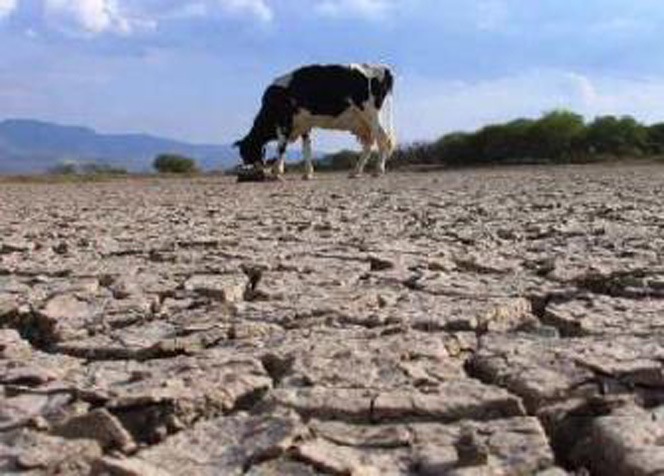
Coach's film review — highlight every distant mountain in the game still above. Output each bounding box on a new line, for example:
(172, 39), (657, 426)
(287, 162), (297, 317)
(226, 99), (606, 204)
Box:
(0, 119), (238, 173)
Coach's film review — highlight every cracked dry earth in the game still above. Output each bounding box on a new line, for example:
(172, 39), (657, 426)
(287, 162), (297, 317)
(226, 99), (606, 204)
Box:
(1, 164), (663, 476)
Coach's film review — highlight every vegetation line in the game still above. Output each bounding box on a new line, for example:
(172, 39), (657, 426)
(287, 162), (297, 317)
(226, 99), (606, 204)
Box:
(303, 110), (664, 171)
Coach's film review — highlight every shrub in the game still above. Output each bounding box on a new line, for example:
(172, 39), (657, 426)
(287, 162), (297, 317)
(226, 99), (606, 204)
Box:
(49, 161), (128, 175)
(528, 110), (586, 161)
(648, 123), (664, 154)
(153, 154), (198, 174)
(389, 110), (656, 168)
(318, 149), (361, 170)
(585, 115), (648, 157)
(49, 162), (78, 175)
(79, 163), (127, 175)
(586, 116), (648, 157)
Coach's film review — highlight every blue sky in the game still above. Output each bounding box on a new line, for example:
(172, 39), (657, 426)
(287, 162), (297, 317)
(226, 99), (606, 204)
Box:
(2, 0), (664, 150)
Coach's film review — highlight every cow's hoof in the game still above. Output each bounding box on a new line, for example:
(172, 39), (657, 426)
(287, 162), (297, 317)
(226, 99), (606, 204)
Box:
(372, 171), (386, 178)
(302, 173), (314, 181)
(348, 172), (362, 179)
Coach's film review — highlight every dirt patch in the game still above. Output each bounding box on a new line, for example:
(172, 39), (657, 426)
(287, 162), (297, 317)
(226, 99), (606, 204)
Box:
(1, 166), (663, 474)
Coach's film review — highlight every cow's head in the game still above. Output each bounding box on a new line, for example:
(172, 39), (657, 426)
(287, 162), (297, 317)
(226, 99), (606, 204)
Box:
(234, 136), (265, 167)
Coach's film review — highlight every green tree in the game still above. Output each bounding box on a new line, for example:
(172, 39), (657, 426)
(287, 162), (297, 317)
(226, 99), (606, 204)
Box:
(392, 142), (436, 166)
(153, 154), (198, 174)
(49, 161), (78, 175)
(585, 115), (648, 157)
(470, 123), (527, 163)
(647, 123), (664, 154)
(430, 132), (476, 166)
(80, 162), (127, 175)
(528, 110), (586, 161)
(320, 149), (361, 170)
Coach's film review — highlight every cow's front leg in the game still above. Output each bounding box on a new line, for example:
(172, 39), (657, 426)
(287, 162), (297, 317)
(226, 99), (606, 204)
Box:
(302, 133), (314, 180)
(273, 134), (288, 178)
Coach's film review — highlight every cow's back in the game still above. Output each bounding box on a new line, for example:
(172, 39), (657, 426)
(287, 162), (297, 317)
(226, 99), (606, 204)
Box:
(273, 65), (371, 117)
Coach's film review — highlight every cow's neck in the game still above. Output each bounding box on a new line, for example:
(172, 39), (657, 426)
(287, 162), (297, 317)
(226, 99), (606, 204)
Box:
(247, 114), (277, 148)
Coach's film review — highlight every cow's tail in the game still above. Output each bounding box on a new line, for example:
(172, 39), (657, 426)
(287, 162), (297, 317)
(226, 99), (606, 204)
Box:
(381, 81), (396, 155)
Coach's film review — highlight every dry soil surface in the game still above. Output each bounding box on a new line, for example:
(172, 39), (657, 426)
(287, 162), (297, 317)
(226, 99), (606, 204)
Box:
(1, 165), (663, 475)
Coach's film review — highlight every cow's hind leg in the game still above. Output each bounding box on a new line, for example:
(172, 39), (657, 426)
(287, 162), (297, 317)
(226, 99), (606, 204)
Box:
(373, 126), (394, 177)
(302, 133), (314, 180)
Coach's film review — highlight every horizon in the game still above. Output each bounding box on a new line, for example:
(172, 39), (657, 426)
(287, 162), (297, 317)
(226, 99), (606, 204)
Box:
(2, 1), (664, 151)
(3, 104), (664, 152)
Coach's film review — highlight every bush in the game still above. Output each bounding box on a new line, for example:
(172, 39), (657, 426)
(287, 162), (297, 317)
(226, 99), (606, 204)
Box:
(49, 161), (127, 175)
(79, 163), (127, 175)
(390, 109), (656, 168)
(528, 110), (586, 161)
(153, 154), (198, 174)
(648, 123), (664, 154)
(318, 149), (361, 170)
(49, 162), (78, 175)
(585, 116), (648, 157)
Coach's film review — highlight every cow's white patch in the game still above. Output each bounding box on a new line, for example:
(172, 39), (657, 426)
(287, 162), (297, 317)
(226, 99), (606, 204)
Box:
(302, 134), (314, 179)
(272, 72), (293, 88)
(290, 106), (374, 145)
(350, 63), (388, 82)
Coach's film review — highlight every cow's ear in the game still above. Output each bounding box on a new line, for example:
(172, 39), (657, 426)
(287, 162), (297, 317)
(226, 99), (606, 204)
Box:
(233, 140), (242, 148)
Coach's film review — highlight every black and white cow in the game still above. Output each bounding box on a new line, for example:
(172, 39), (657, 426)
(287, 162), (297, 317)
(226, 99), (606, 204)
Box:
(235, 63), (395, 179)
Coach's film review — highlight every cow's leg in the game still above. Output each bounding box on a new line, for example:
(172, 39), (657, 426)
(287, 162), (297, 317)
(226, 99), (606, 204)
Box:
(302, 133), (314, 180)
(349, 139), (373, 178)
(273, 130), (288, 177)
(373, 126), (394, 177)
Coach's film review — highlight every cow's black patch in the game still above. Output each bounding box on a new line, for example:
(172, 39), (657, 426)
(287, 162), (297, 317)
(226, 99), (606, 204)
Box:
(285, 65), (371, 116)
(235, 85), (294, 165)
(371, 69), (393, 109)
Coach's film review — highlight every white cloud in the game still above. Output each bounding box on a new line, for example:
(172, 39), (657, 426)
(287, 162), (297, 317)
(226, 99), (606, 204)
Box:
(396, 70), (664, 143)
(476, 0), (508, 31)
(562, 73), (664, 123)
(0, 0), (17, 19)
(6, 0), (272, 37)
(43, 0), (154, 35)
(565, 72), (598, 108)
(219, 0), (273, 23)
(166, 2), (209, 19)
(316, 0), (391, 20)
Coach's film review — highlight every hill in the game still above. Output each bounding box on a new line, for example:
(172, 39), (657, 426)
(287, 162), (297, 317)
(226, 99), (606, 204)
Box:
(0, 119), (238, 173)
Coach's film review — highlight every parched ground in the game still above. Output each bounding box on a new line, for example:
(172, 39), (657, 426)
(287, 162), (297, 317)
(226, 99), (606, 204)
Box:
(1, 164), (663, 475)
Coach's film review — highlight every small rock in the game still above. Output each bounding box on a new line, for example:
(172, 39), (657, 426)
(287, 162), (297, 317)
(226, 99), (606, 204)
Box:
(135, 414), (303, 474)
(53, 242), (69, 255)
(94, 457), (171, 476)
(0, 294), (19, 323)
(455, 427), (489, 467)
(54, 409), (137, 454)
(569, 404), (664, 475)
(0, 329), (32, 359)
(294, 438), (380, 475)
(110, 276), (141, 299)
(35, 293), (95, 342)
(183, 274), (247, 303)
(369, 256), (396, 272)
(0, 429), (102, 474)
(415, 446), (459, 475)
(0, 240), (31, 254)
